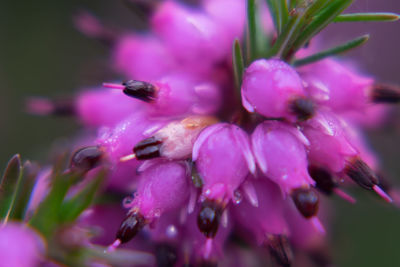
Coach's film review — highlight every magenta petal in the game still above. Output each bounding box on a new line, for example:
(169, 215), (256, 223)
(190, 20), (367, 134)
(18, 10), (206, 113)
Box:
(0, 223), (45, 267)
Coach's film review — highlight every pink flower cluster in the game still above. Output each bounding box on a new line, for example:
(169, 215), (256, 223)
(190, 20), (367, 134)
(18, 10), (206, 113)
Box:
(25, 0), (400, 266)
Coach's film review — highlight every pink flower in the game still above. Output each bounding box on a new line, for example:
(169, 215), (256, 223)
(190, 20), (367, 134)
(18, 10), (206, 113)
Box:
(252, 121), (314, 194)
(112, 161), (190, 246)
(193, 123), (255, 204)
(0, 223), (45, 267)
(112, 35), (176, 81)
(299, 58), (374, 112)
(233, 179), (289, 245)
(302, 111), (392, 202)
(301, 110), (358, 173)
(242, 59), (314, 122)
(151, 1), (231, 66)
(96, 113), (166, 189)
(132, 116), (218, 161)
(104, 74), (221, 117)
(76, 88), (148, 127)
(202, 0), (246, 43)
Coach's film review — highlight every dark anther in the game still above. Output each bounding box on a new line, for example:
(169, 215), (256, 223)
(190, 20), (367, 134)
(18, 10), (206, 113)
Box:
(70, 146), (103, 173)
(155, 243), (178, 267)
(122, 80), (156, 102)
(267, 234), (293, 267)
(51, 99), (75, 116)
(116, 212), (145, 244)
(290, 97), (315, 121)
(345, 158), (379, 190)
(291, 187), (320, 218)
(308, 166), (335, 195)
(133, 136), (163, 160)
(197, 201), (223, 238)
(371, 84), (400, 104)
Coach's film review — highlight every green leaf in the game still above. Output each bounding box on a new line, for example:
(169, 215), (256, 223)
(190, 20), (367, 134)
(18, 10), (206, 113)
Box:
(246, 0), (257, 61)
(303, 0), (330, 20)
(29, 167), (77, 237)
(59, 170), (105, 222)
(0, 154), (23, 221)
(267, 13), (304, 58)
(285, 0), (353, 59)
(276, 0), (290, 33)
(289, 0), (298, 10)
(334, 12), (400, 22)
(8, 161), (38, 221)
(233, 39), (245, 89)
(293, 34), (369, 67)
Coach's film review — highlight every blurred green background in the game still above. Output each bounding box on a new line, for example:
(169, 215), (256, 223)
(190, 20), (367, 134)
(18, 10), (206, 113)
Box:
(0, 0), (399, 266)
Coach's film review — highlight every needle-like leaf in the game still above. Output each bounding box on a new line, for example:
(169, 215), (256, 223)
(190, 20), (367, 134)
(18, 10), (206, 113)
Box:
(334, 12), (400, 22)
(293, 34), (369, 67)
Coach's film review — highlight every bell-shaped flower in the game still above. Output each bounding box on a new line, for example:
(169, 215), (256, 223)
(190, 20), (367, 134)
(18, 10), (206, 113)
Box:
(193, 123), (255, 204)
(242, 59), (314, 122)
(252, 121), (314, 194)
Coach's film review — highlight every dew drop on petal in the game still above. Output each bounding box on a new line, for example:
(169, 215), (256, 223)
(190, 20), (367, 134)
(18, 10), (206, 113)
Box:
(233, 190), (243, 205)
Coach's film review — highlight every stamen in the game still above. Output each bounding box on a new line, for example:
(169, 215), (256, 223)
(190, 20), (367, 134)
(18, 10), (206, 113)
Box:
(133, 136), (163, 160)
(103, 82), (125, 90)
(115, 212), (146, 244)
(73, 11), (116, 46)
(26, 97), (75, 116)
(290, 97), (315, 121)
(310, 217), (326, 235)
(70, 146), (103, 173)
(373, 185), (393, 203)
(106, 239), (121, 252)
(203, 238), (213, 260)
(120, 153), (137, 162)
(345, 158), (379, 190)
(26, 97), (54, 115)
(371, 84), (400, 104)
(332, 188), (356, 204)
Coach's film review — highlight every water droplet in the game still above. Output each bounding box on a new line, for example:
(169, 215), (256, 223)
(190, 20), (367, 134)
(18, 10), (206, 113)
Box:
(233, 190), (242, 204)
(154, 209), (161, 218)
(166, 225), (178, 238)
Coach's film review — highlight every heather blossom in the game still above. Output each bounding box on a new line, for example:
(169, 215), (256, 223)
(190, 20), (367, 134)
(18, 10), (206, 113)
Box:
(3, 0), (400, 266)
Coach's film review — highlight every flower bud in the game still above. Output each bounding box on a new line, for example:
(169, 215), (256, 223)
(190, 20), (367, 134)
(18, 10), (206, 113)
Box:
(193, 123), (255, 203)
(133, 116), (218, 160)
(299, 58), (373, 112)
(242, 59), (313, 122)
(233, 179), (288, 245)
(112, 35), (176, 81)
(112, 161), (189, 246)
(76, 89), (148, 127)
(151, 1), (230, 66)
(252, 121), (314, 194)
(131, 161), (190, 219)
(104, 74), (221, 117)
(301, 111), (358, 173)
